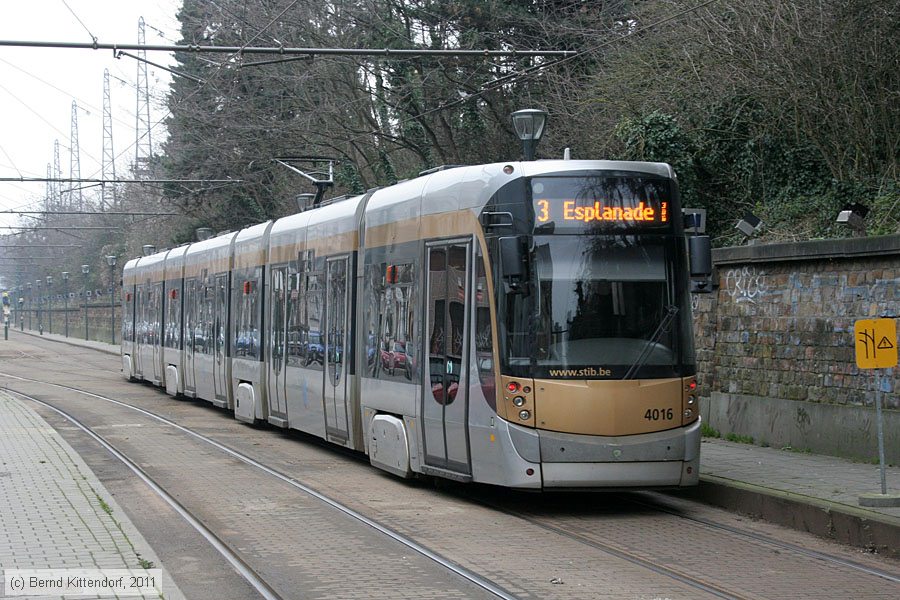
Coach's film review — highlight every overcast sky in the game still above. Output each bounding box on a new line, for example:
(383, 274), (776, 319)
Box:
(0, 0), (182, 228)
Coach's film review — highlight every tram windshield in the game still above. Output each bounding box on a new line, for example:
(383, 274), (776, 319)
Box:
(498, 175), (692, 380)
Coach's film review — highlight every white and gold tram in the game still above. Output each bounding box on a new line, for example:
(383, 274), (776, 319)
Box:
(121, 160), (711, 489)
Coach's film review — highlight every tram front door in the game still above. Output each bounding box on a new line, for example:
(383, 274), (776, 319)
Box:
(324, 257), (350, 442)
(213, 274), (228, 404)
(422, 241), (472, 475)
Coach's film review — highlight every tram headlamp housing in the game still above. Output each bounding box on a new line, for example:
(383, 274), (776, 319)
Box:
(513, 396), (526, 407)
(518, 410), (531, 420)
(682, 376), (700, 426)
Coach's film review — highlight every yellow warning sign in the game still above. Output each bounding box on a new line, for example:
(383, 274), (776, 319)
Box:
(855, 318), (898, 369)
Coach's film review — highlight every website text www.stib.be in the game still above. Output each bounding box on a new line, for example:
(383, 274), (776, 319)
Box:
(548, 367), (612, 377)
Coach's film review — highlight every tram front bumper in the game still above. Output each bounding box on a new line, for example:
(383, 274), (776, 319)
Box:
(535, 419), (701, 488)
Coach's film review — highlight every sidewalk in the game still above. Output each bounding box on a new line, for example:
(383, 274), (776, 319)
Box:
(684, 438), (900, 558)
(0, 390), (184, 599)
(10, 327), (900, 558)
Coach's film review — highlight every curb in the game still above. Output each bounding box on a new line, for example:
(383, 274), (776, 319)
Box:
(12, 328), (120, 357)
(672, 474), (900, 559)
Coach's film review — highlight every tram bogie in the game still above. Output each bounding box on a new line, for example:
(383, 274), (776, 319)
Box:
(121, 160), (711, 489)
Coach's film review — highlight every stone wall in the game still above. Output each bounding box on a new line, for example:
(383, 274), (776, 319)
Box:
(693, 235), (900, 462)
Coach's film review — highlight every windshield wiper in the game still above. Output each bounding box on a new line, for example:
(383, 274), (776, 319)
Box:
(623, 304), (678, 380)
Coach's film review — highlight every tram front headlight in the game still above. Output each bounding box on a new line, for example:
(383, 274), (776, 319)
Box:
(518, 409), (531, 420)
(512, 396), (526, 407)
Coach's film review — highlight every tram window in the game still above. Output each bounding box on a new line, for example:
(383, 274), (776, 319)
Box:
(374, 262), (415, 382)
(123, 285), (134, 343)
(475, 249), (496, 408)
(286, 264), (304, 368)
(164, 280), (181, 349)
(271, 267), (286, 371)
(233, 268), (262, 360)
(202, 281), (214, 355)
(362, 264), (383, 377)
(303, 266), (325, 371)
(152, 282), (163, 345)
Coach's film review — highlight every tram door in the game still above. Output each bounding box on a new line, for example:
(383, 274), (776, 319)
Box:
(213, 274), (228, 402)
(133, 284), (144, 378)
(183, 279), (196, 393)
(150, 282), (164, 384)
(267, 267), (288, 419)
(423, 241), (472, 474)
(324, 257), (350, 441)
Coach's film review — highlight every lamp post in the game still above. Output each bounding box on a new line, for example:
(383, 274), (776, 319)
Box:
(46, 275), (53, 334)
(61, 272), (69, 337)
(35, 279), (43, 335)
(106, 255), (117, 344)
(82, 264), (90, 341)
(510, 108), (548, 161)
(26, 283), (32, 330)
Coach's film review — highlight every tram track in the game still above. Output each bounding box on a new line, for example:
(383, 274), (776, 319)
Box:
(475, 497), (900, 599)
(3, 387), (283, 600)
(0, 372), (519, 600)
(623, 495), (900, 584)
(5, 369), (898, 599)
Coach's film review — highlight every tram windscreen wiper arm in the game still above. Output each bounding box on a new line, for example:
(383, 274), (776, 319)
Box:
(623, 304), (678, 380)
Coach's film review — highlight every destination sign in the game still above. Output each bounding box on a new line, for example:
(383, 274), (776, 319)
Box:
(531, 176), (671, 230)
(535, 199), (668, 225)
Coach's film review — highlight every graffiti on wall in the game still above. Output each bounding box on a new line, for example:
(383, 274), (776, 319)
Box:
(724, 266), (768, 303)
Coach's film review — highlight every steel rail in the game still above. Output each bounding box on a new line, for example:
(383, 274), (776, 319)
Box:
(3, 388), (283, 600)
(624, 495), (900, 584)
(478, 500), (744, 600)
(0, 371), (519, 600)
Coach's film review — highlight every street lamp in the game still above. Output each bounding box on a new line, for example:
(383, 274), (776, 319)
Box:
(35, 279), (43, 335)
(82, 264), (90, 341)
(510, 108), (548, 161)
(26, 283), (32, 330)
(106, 255), (117, 344)
(46, 275), (53, 335)
(61, 272), (69, 337)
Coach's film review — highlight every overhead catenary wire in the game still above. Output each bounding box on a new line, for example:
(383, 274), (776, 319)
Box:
(60, 0), (98, 44)
(0, 39), (576, 58)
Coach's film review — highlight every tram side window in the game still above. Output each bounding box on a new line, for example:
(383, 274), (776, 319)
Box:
(154, 282), (164, 346)
(270, 267), (286, 368)
(200, 280), (213, 355)
(303, 257), (325, 371)
(135, 284), (144, 344)
(123, 285), (134, 343)
(233, 268), (262, 360)
(164, 280), (181, 349)
(362, 263), (383, 377)
(215, 275), (227, 357)
(286, 262), (305, 368)
(375, 262), (415, 382)
(475, 248), (496, 409)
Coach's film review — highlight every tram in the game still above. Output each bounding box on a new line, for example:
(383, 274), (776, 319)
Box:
(121, 159), (711, 489)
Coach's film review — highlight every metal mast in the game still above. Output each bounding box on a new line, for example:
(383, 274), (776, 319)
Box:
(134, 17), (152, 178)
(69, 100), (83, 211)
(101, 69), (117, 209)
(52, 140), (62, 209)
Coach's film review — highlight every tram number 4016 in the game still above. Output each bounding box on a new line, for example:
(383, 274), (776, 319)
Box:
(644, 408), (674, 421)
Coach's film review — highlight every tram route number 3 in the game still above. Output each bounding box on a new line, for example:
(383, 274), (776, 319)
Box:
(644, 408), (674, 421)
